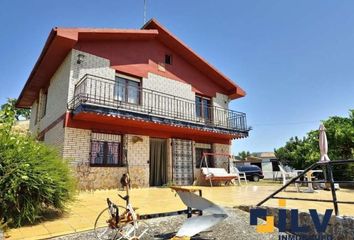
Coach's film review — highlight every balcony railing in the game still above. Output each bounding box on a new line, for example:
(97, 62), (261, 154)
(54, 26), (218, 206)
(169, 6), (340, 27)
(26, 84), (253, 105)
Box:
(68, 74), (248, 133)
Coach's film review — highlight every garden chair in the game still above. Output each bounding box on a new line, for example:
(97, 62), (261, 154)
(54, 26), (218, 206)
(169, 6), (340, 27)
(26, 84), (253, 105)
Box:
(231, 167), (247, 185)
(279, 165), (300, 192)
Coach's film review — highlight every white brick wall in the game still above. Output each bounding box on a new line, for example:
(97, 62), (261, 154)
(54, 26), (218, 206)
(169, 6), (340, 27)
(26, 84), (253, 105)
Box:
(212, 93), (232, 127)
(29, 100), (38, 134)
(91, 132), (121, 142)
(41, 52), (72, 131)
(62, 129), (150, 188)
(125, 134), (150, 187)
(143, 72), (195, 100)
(29, 48), (233, 136)
(126, 134), (149, 167)
(29, 49), (115, 135)
(213, 92), (229, 109)
(68, 49), (115, 103)
(63, 127), (91, 164)
(23, 47), (238, 189)
(44, 120), (65, 155)
(29, 52), (72, 133)
(141, 73), (197, 120)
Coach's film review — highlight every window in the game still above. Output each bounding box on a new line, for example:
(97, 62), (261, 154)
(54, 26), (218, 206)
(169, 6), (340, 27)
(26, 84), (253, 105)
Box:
(195, 148), (214, 168)
(40, 90), (47, 119)
(115, 76), (140, 104)
(195, 95), (211, 121)
(34, 100), (39, 124)
(90, 140), (124, 166)
(165, 54), (172, 65)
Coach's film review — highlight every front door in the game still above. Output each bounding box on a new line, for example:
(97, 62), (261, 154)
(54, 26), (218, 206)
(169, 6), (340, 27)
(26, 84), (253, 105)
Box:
(172, 139), (194, 185)
(149, 138), (167, 186)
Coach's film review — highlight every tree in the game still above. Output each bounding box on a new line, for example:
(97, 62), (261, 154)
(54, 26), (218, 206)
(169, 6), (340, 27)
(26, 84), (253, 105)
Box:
(1, 98), (30, 121)
(275, 110), (354, 180)
(237, 151), (251, 160)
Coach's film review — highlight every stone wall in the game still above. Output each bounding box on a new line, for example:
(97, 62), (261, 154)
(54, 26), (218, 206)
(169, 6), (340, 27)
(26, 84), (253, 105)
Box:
(212, 143), (231, 169)
(60, 128), (151, 189)
(75, 165), (126, 190)
(62, 128), (130, 190)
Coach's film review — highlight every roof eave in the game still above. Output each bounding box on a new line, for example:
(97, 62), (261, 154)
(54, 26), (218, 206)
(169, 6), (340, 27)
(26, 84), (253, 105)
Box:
(16, 28), (57, 108)
(16, 28), (158, 108)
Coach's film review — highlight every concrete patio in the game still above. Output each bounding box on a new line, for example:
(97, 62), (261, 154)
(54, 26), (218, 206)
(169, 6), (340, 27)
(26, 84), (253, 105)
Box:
(7, 183), (354, 240)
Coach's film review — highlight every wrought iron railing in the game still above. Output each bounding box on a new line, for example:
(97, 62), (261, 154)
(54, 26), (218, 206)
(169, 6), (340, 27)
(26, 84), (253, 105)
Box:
(257, 159), (354, 216)
(68, 74), (248, 132)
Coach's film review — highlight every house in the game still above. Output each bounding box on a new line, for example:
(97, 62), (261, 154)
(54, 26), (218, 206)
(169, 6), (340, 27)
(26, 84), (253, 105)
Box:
(16, 19), (249, 189)
(233, 152), (279, 179)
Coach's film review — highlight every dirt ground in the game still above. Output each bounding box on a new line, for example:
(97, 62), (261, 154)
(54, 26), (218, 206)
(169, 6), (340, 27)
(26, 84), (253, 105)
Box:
(52, 207), (277, 240)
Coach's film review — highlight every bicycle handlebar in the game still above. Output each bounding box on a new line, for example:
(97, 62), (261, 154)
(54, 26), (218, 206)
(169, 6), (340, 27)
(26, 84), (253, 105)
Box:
(118, 194), (129, 204)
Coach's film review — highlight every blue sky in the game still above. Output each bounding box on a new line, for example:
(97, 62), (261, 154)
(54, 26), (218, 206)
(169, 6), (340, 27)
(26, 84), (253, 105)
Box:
(0, 0), (353, 154)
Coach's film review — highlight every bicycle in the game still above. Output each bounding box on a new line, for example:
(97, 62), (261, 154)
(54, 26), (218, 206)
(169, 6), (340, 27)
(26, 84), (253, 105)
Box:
(94, 192), (153, 240)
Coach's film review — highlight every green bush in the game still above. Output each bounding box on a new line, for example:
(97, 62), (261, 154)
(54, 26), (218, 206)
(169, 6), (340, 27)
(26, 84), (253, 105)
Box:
(275, 110), (354, 180)
(0, 106), (76, 227)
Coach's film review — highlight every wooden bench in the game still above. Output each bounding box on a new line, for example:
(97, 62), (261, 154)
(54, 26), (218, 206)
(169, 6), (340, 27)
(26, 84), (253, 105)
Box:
(201, 167), (237, 187)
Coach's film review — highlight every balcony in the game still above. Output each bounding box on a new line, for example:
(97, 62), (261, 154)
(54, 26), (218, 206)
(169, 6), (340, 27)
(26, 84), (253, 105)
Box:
(68, 74), (249, 137)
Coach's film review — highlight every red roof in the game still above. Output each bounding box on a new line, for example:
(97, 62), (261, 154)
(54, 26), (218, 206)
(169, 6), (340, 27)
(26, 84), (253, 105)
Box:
(16, 19), (245, 108)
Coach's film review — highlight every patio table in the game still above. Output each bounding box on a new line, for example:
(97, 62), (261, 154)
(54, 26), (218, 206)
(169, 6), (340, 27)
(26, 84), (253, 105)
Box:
(302, 170), (323, 193)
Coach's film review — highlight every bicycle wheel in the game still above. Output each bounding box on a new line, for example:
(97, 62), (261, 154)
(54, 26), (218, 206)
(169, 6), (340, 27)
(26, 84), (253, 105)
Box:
(116, 220), (153, 240)
(94, 205), (128, 240)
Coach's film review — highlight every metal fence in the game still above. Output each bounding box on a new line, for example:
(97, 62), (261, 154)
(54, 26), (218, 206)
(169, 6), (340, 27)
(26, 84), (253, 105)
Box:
(69, 74), (248, 132)
(257, 159), (354, 216)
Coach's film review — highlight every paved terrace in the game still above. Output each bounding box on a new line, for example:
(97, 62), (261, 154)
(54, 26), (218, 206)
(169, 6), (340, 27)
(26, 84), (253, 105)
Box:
(7, 183), (354, 239)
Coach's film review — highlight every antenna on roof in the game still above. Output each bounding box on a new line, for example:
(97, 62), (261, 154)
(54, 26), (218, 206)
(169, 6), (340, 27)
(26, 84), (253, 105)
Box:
(143, 0), (147, 24)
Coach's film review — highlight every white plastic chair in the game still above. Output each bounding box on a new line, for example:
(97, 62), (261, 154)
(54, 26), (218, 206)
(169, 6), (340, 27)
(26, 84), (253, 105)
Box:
(231, 167), (248, 185)
(279, 165), (300, 191)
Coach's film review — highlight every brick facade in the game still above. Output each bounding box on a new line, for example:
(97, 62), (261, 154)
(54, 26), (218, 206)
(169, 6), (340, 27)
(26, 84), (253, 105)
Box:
(60, 128), (150, 189)
(62, 127), (91, 165)
(68, 49), (115, 103)
(27, 49), (234, 189)
(29, 100), (38, 134)
(30, 52), (72, 134)
(43, 120), (65, 155)
(27, 49), (233, 130)
(143, 72), (195, 101)
(213, 92), (229, 109)
(125, 134), (150, 187)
